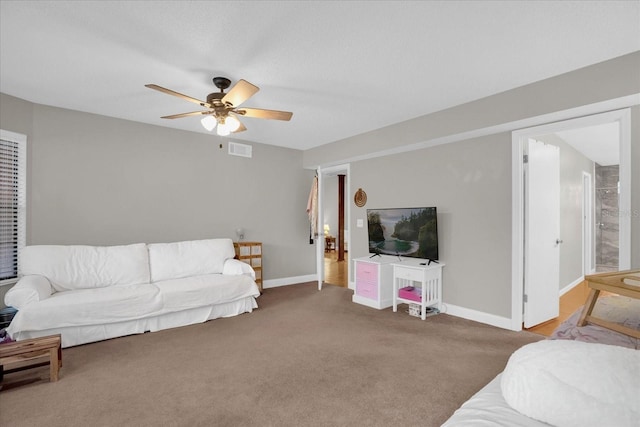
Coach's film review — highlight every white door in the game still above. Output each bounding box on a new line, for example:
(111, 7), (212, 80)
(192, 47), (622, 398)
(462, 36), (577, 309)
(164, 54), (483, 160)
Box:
(524, 139), (560, 328)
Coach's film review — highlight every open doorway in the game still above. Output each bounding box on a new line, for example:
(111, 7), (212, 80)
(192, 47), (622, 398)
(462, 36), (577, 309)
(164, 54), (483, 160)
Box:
(322, 174), (348, 287)
(316, 164), (351, 290)
(556, 122), (624, 273)
(511, 108), (631, 330)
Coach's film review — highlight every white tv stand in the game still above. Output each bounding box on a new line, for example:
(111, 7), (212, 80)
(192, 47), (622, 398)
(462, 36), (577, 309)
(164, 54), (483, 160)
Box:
(391, 259), (445, 320)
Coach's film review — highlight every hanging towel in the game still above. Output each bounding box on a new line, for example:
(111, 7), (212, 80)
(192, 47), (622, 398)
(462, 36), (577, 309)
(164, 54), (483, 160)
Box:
(306, 175), (318, 243)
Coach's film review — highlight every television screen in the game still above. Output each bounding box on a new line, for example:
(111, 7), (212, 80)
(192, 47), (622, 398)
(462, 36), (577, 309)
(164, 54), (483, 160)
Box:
(367, 207), (438, 260)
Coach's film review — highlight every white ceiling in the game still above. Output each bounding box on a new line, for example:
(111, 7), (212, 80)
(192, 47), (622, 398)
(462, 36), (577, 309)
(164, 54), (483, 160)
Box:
(556, 122), (620, 166)
(1, 1), (639, 151)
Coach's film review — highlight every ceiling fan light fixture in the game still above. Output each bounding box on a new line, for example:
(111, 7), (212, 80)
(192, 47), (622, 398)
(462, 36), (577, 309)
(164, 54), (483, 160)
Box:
(216, 115), (240, 136)
(225, 115), (241, 132)
(201, 115), (217, 131)
(147, 76), (292, 135)
(216, 120), (231, 136)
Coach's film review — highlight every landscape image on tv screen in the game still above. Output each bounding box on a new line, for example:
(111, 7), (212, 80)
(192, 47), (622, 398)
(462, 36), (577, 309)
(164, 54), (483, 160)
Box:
(367, 207), (438, 260)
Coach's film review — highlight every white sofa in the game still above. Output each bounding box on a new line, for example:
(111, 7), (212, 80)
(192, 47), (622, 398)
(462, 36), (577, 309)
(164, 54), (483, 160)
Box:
(4, 238), (260, 348)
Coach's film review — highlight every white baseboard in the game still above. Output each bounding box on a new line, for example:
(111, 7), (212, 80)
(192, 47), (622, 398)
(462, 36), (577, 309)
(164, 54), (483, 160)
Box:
(263, 274), (317, 289)
(443, 276), (585, 331)
(443, 302), (515, 330)
(263, 279), (516, 332)
(560, 276), (585, 296)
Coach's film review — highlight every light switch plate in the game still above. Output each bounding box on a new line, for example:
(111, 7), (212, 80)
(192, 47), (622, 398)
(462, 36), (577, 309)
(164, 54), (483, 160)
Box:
(356, 219), (364, 228)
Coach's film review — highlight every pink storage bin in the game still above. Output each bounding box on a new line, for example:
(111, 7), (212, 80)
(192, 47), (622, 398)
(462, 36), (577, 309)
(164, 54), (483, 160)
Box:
(398, 286), (421, 302)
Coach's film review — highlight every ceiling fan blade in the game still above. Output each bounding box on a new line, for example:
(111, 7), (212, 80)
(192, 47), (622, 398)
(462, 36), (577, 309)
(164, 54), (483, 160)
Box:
(232, 121), (247, 133)
(238, 108), (293, 121)
(161, 111), (209, 119)
(146, 84), (211, 108)
(221, 79), (259, 107)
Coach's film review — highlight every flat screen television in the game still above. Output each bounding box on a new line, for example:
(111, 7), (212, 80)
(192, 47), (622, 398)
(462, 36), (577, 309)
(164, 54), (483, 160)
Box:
(367, 207), (438, 261)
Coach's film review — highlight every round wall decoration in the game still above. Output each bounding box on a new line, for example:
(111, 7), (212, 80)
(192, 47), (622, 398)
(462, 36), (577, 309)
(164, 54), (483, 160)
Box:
(354, 188), (367, 207)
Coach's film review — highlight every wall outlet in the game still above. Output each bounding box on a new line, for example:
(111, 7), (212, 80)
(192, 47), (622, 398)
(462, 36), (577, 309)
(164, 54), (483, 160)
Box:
(357, 219), (364, 228)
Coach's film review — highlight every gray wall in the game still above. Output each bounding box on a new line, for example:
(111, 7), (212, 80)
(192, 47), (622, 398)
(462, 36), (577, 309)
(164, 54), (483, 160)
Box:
(351, 134), (513, 317)
(536, 133), (594, 288)
(306, 52), (640, 320)
(0, 93), (316, 287)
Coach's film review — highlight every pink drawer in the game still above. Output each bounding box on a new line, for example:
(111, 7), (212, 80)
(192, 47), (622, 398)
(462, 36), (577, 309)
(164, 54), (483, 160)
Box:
(356, 262), (378, 282)
(355, 261), (378, 300)
(356, 280), (378, 300)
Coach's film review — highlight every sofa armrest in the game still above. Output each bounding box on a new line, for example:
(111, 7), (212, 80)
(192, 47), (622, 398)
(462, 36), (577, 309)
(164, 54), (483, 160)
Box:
(4, 275), (53, 309)
(223, 259), (256, 280)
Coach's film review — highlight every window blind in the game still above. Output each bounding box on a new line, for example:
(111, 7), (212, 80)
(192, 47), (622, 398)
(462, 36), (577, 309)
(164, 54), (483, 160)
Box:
(0, 130), (26, 284)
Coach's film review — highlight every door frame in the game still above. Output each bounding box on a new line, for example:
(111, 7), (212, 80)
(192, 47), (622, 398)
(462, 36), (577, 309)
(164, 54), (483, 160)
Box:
(316, 163), (351, 291)
(582, 171), (594, 276)
(511, 108), (631, 330)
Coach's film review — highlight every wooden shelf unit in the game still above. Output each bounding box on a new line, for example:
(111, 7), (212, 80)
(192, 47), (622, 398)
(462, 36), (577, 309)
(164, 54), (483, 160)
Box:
(234, 241), (263, 292)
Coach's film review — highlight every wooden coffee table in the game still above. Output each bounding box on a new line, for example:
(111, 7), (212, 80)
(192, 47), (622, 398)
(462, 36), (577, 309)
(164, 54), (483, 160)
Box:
(0, 334), (62, 383)
(578, 270), (640, 339)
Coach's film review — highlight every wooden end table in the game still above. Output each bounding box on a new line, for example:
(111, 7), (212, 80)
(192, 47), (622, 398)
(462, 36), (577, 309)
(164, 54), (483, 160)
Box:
(0, 334), (62, 383)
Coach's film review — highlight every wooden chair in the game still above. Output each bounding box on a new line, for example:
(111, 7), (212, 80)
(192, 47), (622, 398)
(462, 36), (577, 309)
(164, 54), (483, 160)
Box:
(325, 236), (336, 252)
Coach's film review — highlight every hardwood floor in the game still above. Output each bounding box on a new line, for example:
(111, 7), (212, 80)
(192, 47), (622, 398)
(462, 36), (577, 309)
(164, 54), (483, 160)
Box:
(324, 251), (348, 287)
(526, 280), (615, 337)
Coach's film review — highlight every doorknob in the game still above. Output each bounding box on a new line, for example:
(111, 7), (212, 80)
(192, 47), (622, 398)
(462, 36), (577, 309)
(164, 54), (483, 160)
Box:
(556, 239), (563, 244)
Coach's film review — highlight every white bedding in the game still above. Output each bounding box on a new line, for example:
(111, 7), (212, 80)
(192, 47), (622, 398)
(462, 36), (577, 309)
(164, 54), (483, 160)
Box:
(501, 340), (639, 427)
(441, 374), (551, 427)
(443, 340), (640, 427)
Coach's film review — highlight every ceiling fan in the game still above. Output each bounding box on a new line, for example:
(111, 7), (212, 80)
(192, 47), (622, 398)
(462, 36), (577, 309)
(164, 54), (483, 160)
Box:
(145, 77), (293, 136)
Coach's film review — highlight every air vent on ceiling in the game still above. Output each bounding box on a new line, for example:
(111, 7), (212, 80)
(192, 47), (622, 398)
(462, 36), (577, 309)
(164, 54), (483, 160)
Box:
(228, 141), (252, 158)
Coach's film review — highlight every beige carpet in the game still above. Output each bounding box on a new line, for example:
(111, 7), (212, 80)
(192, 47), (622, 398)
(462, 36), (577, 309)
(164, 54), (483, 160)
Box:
(0, 282), (541, 427)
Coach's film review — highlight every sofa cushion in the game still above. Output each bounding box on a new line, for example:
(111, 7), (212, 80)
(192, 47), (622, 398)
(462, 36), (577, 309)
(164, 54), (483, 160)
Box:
(20, 243), (151, 292)
(10, 283), (163, 331)
(148, 238), (236, 282)
(154, 273), (259, 312)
